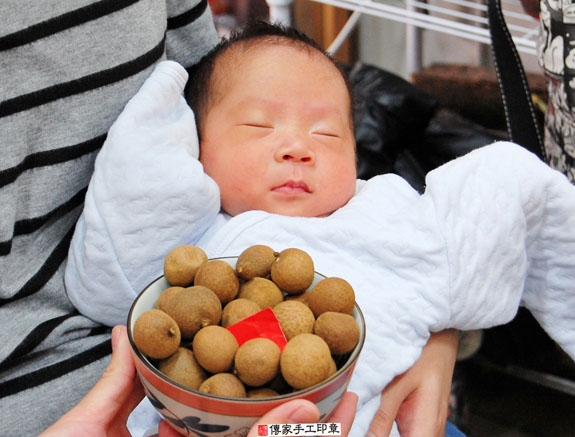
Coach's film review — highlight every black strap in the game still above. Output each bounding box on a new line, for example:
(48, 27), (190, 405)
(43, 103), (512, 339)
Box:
(487, 0), (545, 160)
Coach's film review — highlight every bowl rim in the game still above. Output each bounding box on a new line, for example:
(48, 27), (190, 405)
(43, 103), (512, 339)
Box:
(127, 256), (366, 411)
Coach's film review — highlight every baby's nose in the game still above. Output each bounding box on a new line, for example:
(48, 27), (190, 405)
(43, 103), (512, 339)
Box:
(275, 136), (314, 163)
(281, 153), (312, 162)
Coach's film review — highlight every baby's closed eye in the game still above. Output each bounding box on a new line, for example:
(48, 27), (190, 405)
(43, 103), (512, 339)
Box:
(236, 123), (274, 138)
(241, 123), (274, 129)
(312, 130), (340, 139)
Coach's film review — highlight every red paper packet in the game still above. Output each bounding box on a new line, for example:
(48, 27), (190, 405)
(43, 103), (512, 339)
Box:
(226, 307), (288, 351)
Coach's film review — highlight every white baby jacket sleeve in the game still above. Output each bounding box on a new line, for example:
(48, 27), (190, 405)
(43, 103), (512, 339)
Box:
(65, 61), (220, 326)
(424, 142), (575, 358)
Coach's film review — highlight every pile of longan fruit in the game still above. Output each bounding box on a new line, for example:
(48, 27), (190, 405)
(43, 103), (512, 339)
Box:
(132, 244), (361, 398)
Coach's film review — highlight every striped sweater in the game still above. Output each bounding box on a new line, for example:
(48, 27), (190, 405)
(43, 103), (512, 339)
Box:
(0, 1), (217, 434)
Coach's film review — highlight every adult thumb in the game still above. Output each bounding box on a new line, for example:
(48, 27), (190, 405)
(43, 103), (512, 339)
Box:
(246, 400), (320, 437)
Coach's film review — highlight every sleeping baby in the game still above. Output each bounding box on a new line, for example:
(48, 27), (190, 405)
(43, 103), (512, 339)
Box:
(65, 22), (575, 436)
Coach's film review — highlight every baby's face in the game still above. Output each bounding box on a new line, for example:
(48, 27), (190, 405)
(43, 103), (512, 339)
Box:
(199, 44), (357, 217)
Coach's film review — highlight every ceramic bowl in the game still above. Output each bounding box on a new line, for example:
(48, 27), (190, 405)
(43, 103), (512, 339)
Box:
(127, 257), (365, 437)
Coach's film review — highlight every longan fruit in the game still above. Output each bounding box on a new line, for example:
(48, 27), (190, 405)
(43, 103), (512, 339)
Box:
(271, 248), (314, 294)
(221, 298), (262, 327)
(192, 326), (238, 373)
(280, 334), (332, 390)
(155, 286), (183, 312)
(194, 260), (239, 305)
(164, 245), (207, 286)
(158, 347), (207, 390)
(162, 286), (221, 339)
(235, 245), (276, 280)
(238, 277), (284, 309)
(234, 338), (281, 387)
(133, 309), (180, 359)
(308, 277), (355, 317)
(313, 311), (360, 355)
(272, 300), (315, 341)
(199, 373), (246, 398)
(247, 388), (280, 398)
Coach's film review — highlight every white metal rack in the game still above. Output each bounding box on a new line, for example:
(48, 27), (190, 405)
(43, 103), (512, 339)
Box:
(266, 0), (539, 75)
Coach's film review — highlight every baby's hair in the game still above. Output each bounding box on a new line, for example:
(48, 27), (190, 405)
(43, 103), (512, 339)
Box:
(185, 20), (354, 138)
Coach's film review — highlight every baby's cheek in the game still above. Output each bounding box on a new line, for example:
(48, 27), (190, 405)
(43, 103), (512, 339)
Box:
(219, 195), (240, 217)
(329, 174), (356, 207)
(219, 184), (252, 217)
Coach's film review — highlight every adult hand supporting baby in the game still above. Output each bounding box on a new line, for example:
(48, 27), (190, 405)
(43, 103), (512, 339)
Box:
(367, 329), (459, 436)
(41, 325), (358, 436)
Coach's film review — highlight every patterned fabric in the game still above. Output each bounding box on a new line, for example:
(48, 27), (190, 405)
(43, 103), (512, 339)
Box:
(0, 1), (217, 434)
(538, 0), (575, 182)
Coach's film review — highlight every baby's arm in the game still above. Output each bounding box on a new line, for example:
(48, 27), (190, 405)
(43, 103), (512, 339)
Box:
(425, 141), (575, 359)
(65, 62), (220, 326)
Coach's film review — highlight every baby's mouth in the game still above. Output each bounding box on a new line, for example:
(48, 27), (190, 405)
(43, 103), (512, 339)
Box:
(272, 181), (311, 194)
